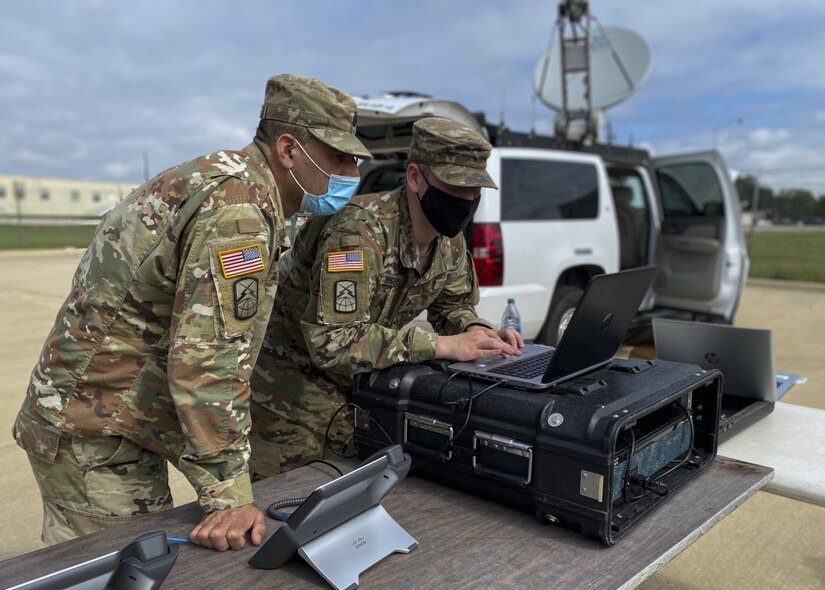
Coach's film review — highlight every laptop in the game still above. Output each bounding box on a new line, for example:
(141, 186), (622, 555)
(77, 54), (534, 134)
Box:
(652, 319), (779, 442)
(449, 267), (657, 390)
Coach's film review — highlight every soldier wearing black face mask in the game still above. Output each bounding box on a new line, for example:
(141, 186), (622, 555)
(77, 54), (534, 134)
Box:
(249, 117), (525, 479)
(415, 173), (481, 238)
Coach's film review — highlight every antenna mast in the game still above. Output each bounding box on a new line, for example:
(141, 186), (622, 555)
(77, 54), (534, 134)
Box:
(556, 0), (595, 140)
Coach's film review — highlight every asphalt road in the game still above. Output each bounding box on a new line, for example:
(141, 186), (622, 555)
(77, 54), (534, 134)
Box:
(1, 250), (823, 588)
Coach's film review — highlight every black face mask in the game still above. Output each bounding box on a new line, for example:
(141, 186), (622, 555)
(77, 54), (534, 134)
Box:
(418, 180), (481, 238)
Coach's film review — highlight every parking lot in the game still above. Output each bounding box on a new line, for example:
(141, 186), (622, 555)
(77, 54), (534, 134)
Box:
(1, 249), (823, 588)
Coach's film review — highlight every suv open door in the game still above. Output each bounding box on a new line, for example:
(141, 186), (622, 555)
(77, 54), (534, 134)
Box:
(651, 150), (749, 322)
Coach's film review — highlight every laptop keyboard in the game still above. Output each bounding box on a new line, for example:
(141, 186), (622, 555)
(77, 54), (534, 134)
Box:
(487, 350), (555, 379)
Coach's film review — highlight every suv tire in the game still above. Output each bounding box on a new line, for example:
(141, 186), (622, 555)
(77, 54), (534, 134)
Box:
(538, 285), (584, 346)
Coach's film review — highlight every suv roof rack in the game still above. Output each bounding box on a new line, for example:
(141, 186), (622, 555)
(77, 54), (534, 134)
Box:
(485, 126), (651, 166)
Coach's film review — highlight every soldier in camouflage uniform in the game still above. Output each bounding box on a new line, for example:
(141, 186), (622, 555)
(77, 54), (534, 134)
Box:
(249, 117), (525, 478)
(12, 74), (370, 551)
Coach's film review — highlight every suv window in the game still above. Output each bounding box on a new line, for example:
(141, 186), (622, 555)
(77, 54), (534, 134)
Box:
(357, 122), (414, 141)
(608, 169), (648, 210)
(501, 158), (598, 220)
(359, 166), (406, 194)
(608, 167), (651, 269)
(656, 162), (724, 217)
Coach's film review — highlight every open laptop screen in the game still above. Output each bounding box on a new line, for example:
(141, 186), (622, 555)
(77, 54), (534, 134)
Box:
(653, 319), (776, 402)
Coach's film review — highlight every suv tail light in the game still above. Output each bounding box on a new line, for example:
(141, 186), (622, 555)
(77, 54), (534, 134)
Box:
(471, 223), (503, 286)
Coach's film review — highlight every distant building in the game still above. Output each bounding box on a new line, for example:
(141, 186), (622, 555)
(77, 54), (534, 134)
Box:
(0, 174), (139, 218)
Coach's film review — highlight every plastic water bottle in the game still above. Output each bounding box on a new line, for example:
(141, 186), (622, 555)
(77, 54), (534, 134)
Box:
(501, 298), (522, 334)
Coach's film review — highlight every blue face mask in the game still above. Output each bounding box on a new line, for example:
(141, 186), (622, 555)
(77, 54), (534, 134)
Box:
(289, 141), (359, 215)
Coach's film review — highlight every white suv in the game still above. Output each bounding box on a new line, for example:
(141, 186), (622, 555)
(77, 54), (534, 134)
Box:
(354, 94), (749, 344)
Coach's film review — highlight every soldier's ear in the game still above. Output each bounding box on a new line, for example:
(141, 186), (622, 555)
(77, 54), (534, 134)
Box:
(275, 133), (297, 169)
(407, 163), (423, 195)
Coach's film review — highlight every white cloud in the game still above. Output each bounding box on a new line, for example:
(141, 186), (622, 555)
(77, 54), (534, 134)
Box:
(749, 128), (791, 146)
(0, 0), (824, 195)
(11, 149), (59, 166)
(101, 162), (132, 179)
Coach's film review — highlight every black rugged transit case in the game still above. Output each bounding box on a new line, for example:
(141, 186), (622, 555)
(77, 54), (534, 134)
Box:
(352, 358), (722, 545)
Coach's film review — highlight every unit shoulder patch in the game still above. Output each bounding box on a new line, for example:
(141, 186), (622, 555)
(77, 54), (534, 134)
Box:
(233, 277), (259, 320)
(334, 280), (357, 313)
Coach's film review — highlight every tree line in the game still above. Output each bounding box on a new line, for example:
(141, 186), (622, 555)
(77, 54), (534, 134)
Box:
(735, 175), (825, 224)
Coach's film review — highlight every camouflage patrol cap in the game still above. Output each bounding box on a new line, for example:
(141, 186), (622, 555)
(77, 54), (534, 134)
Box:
(408, 117), (497, 189)
(260, 74), (371, 159)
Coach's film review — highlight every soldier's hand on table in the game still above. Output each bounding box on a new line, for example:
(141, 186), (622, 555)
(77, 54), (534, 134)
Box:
(436, 328), (520, 361)
(190, 504), (267, 551)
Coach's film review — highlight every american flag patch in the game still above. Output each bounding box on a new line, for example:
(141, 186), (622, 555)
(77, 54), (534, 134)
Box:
(327, 250), (364, 272)
(218, 245), (265, 279)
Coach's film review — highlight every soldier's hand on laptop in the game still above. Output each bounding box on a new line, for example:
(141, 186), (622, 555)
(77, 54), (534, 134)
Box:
(436, 327), (521, 361)
(466, 325), (524, 356)
(465, 326), (524, 358)
(495, 327), (525, 353)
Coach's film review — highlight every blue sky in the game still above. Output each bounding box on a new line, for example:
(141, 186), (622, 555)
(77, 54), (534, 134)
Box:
(2, 0), (824, 193)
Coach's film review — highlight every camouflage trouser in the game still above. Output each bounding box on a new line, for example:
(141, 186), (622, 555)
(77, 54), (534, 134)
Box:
(248, 395), (353, 481)
(12, 406), (173, 545)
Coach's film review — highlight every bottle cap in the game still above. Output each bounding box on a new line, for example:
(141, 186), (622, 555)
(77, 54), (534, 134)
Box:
(507, 298), (515, 304)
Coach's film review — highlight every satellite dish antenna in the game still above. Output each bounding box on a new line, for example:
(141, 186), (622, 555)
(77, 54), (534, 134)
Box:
(532, 1), (652, 142)
(534, 25), (652, 113)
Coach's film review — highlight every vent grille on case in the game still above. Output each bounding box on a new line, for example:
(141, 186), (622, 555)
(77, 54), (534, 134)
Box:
(611, 419), (691, 502)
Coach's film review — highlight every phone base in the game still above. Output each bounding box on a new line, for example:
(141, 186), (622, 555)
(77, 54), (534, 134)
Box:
(297, 505), (417, 590)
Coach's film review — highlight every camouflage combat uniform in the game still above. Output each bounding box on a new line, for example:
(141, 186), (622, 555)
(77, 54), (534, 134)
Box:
(12, 74), (370, 544)
(249, 117), (497, 478)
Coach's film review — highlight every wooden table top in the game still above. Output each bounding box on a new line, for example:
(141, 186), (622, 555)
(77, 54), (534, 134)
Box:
(0, 456), (772, 590)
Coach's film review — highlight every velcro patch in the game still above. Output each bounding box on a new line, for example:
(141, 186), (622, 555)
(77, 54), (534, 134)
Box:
(327, 250), (364, 273)
(218, 244), (265, 279)
(334, 280), (358, 313)
(217, 218), (265, 236)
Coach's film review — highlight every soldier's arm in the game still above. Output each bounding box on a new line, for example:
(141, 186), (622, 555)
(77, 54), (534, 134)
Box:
(300, 211), (439, 379)
(168, 179), (278, 515)
(426, 246), (494, 335)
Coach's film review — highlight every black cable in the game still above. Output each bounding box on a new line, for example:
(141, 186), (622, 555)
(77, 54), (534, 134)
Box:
(410, 379), (502, 474)
(471, 380), (502, 402)
(324, 402), (358, 459)
(444, 380), (502, 444)
(324, 401), (396, 460)
(266, 497), (307, 522)
(367, 411), (395, 446)
(621, 427), (644, 503)
(620, 402), (695, 504)
(304, 459), (344, 477)
(438, 370), (473, 409)
(264, 406), (359, 521)
(264, 461), (343, 522)
(266, 403), (399, 523)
